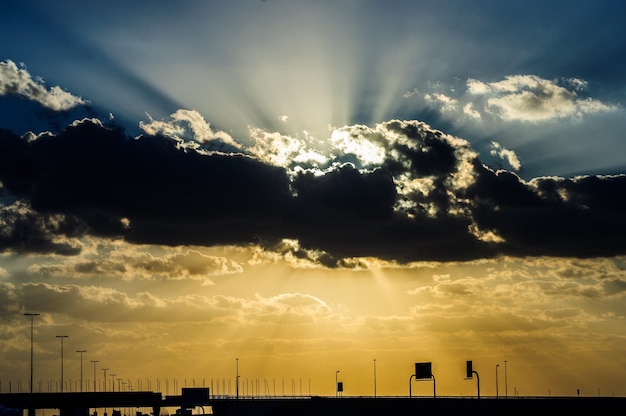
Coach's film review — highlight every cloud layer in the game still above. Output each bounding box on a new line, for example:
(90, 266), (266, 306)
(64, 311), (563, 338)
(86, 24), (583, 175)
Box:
(1, 61), (625, 266)
(1, 114), (625, 266)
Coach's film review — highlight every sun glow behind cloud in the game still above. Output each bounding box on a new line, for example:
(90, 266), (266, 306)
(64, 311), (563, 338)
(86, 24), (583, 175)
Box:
(53, 1), (434, 146)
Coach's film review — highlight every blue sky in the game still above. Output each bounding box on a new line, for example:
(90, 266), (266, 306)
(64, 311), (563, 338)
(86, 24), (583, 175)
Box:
(2, 0), (625, 179)
(2, 0), (626, 399)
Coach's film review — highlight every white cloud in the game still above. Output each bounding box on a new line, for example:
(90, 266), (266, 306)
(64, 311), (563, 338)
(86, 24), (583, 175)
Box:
(566, 77), (588, 92)
(247, 127), (312, 168)
(139, 109), (239, 149)
(0, 60), (88, 111)
(415, 74), (619, 124)
(404, 74), (626, 179)
(330, 128), (386, 166)
(468, 75), (618, 122)
(424, 92), (458, 113)
(463, 103), (481, 119)
(490, 141), (522, 171)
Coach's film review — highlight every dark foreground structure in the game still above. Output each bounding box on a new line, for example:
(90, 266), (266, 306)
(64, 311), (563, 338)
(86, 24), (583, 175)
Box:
(2, 390), (625, 416)
(211, 396), (625, 415)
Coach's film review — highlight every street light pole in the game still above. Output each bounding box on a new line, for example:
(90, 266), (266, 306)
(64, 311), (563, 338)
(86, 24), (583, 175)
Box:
(76, 350), (86, 392)
(24, 313), (40, 394)
(102, 368), (109, 392)
(236, 358), (239, 399)
(496, 364), (499, 398)
(504, 360), (508, 399)
(56, 336), (69, 392)
(335, 370), (340, 397)
(90, 360), (99, 392)
(373, 359), (377, 398)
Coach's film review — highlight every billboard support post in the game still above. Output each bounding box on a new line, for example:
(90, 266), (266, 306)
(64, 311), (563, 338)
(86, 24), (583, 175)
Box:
(465, 360), (480, 398)
(414, 362), (436, 398)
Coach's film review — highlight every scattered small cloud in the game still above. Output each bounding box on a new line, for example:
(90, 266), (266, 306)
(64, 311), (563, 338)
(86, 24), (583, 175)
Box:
(469, 75), (618, 122)
(463, 103), (481, 119)
(408, 74), (619, 123)
(139, 109), (240, 152)
(424, 92), (458, 113)
(490, 141), (522, 171)
(0, 60), (88, 111)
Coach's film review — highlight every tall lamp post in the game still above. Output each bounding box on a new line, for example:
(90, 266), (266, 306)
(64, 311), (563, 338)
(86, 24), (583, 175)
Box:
(335, 370), (340, 397)
(90, 360), (99, 392)
(504, 360), (508, 399)
(495, 364), (500, 398)
(102, 368), (109, 392)
(76, 350), (86, 392)
(56, 336), (69, 392)
(236, 358), (239, 399)
(373, 359), (377, 398)
(24, 313), (40, 393)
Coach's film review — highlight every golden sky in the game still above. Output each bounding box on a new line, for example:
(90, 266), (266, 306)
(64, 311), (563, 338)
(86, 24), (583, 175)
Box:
(2, 0), (626, 401)
(3, 241), (626, 398)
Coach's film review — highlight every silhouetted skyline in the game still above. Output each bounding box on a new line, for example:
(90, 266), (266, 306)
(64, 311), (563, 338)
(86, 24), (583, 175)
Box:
(1, 0), (626, 398)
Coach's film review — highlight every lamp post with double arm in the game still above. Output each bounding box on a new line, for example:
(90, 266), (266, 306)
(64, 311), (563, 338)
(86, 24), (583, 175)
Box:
(56, 336), (69, 392)
(24, 313), (40, 393)
(76, 350), (86, 392)
(90, 360), (99, 392)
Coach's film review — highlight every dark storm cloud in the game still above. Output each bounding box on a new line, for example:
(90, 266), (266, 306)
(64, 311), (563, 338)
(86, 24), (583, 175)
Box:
(467, 167), (626, 258)
(0, 120), (292, 244)
(1, 118), (626, 265)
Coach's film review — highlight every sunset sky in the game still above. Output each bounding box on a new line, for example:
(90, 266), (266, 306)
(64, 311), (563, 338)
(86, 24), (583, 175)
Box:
(2, 0), (626, 400)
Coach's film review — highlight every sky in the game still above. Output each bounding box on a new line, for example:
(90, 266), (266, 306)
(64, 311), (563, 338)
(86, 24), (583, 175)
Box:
(1, 0), (626, 401)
